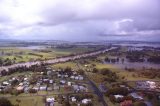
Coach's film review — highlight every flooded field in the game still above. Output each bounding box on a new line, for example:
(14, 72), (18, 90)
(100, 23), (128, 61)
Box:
(104, 60), (160, 69)
(17, 46), (46, 50)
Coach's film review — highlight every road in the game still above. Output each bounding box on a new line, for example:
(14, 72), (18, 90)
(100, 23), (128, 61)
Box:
(0, 47), (117, 71)
(89, 80), (108, 106)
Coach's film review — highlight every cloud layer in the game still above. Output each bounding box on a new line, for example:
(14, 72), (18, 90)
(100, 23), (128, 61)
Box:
(0, 0), (160, 41)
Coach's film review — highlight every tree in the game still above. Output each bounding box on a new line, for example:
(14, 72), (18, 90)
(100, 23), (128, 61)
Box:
(0, 98), (13, 106)
(29, 89), (37, 93)
(105, 87), (129, 96)
(133, 101), (147, 106)
(92, 68), (98, 73)
(100, 68), (110, 75)
(78, 69), (84, 75)
(109, 95), (116, 103)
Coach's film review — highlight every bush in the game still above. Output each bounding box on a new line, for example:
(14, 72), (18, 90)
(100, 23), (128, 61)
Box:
(133, 101), (147, 106)
(105, 87), (129, 96)
(0, 98), (13, 106)
(11, 90), (22, 96)
(29, 89), (37, 93)
(92, 68), (98, 73)
(100, 68), (110, 75)
(109, 95), (116, 103)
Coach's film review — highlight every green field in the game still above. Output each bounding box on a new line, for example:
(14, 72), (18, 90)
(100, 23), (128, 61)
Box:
(8, 96), (44, 106)
(0, 46), (95, 64)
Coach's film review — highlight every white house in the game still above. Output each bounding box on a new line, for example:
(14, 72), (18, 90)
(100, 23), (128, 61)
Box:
(78, 76), (84, 80)
(46, 97), (55, 105)
(71, 97), (76, 102)
(68, 82), (72, 86)
(75, 76), (79, 80)
(114, 95), (124, 99)
(49, 80), (53, 84)
(40, 86), (47, 91)
(60, 80), (66, 84)
(70, 76), (75, 79)
(82, 99), (91, 104)
(2, 81), (10, 86)
(130, 92), (143, 100)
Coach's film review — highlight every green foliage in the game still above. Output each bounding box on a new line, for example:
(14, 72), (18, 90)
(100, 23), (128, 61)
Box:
(0, 98), (13, 106)
(105, 87), (129, 96)
(133, 101), (147, 106)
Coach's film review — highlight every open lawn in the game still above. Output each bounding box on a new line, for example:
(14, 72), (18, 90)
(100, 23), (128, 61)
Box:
(0, 46), (96, 64)
(82, 61), (159, 82)
(0, 72), (32, 82)
(8, 96), (44, 106)
(51, 61), (78, 70)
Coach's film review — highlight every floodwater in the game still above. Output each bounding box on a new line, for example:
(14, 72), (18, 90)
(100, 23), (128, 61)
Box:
(104, 59), (160, 69)
(113, 43), (160, 48)
(17, 46), (45, 50)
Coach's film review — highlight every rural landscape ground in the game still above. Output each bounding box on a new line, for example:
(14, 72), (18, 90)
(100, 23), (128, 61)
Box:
(0, 40), (160, 106)
(0, 0), (160, 106)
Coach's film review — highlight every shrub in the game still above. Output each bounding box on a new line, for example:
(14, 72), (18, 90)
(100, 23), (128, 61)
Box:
(0, 97), (13, 106)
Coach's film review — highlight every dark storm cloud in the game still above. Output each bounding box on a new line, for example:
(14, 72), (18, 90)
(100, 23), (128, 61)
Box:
(0, 0), (160, 41)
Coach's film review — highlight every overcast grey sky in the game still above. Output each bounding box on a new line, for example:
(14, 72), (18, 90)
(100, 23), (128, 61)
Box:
(0, 0), (160, 41)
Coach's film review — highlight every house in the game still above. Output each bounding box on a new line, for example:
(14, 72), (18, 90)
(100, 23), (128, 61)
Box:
(19, 83), (23, 86)
(40, 86), (47, 91)
(71, 97), (76, 102)
(46, 67), (52, 70)
(70, 76), (75, 79)
(23, 81), (29, 85)
(16, 86), (24, 91)
(119, 85), (126, 88)
(24, 78), (28, 81)
(72, 85), (79, 90)
(43, 79), (49, 82)
(46, 97), (54, 102)
(65, 75), (68, 78)
(78, 76), (84, 80)
(136, 81), (157, 89)
(46, 98), (54, 106)
(0, 85), (5, 89)
(24, 87), (29, 93)
(33, 86), (39, 91)
(79, 86), (86, 91)
(53, 85), (60, 90)
(75, 76), (79, 80)
(36, 83), (41, 86)
(49, 80), (53, 84)
(57, 74), (61, 77)
(2, 81), (10, 86)
(146, 81), (156, 89)
(84, 65), (88, 67)
(40, 72), (44, 75)
(60, 80), (66, 85)
(114, 95), (124, 99)
(47, 71), (52, 75)
(47, 87), (53, 91)
(73, 72), (77, 75)
(82, 99), (91, 104)
(130, 92), (143, 100)
(68, 82), (72, 86)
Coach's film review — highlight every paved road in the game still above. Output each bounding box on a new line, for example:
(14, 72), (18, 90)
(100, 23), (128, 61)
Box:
(89, 80), (108, 106)
(0, 47), (117, 71)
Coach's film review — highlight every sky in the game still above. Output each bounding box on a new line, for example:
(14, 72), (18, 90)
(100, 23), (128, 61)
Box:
(0, 0), (160, 42)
